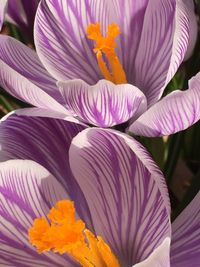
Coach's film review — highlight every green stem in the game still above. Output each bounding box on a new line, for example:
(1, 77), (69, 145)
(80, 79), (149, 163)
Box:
(6, 22), (25, 43)
(164, 132), (184, 185)
(0, 95), (14, 112)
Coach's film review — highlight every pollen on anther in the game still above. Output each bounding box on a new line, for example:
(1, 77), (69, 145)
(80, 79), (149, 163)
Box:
(86, 22), (127, 85)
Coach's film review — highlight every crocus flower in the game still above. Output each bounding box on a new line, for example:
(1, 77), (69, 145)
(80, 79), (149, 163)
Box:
(0, 111), (199, 266)
(0, 0), (40, 42)
(0, 0), (199, 136)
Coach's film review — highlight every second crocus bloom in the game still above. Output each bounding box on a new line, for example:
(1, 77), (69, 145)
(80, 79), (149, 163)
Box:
(0, 112), (199, 266)
(0, 0), (199, 136)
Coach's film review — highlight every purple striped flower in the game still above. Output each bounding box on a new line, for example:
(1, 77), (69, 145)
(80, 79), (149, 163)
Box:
(0, 0), (199, 136)
(0, 111), (199, 266)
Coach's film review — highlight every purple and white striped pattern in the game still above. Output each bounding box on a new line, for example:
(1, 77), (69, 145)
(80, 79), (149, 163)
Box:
(0, 159), (79, 267)
(109, 0), (148, 82)
(34, 0), (151, 85)
(0, 58), (70, 115)
(58, 79), (147, 127)
(14, 107), (84, 124)
(0, 112), (84, 189)
(69, 128), (171, 266)
(133, 0), (191, 106)
(34, 0), (112, 83)
(0, 0), (7, 30)
(34, 0), (194, 105)
(0, 112), (94, 227)
(134, 238), (170, 267)
(129, 72), (200, 137)
(182, 0), (197, 60)
(171, 191), (200, 267)
(162, 0), (193, 93)
(0, 36), (63, 102)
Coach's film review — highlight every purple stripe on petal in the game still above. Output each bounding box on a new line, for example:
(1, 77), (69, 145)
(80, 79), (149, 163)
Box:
(133, 0), (191, 106)
(134, 238), (170, 267)
(0, 159), (79, 267)
(0, 111), (84, 188)
(164, 0), (194, 89)
(0, 58), (69, 114)
(34, 0), (116, 83)
(34, 0), (151, 85)
(171, 191), (200, 267)
(15, 107), (86, 126)
(69, 128), (171, 266)
(183, 0), (197, 60)
(105, 0), (148, 80)
(0, 36), (63, 102)
(129, 72), (200, 137)
(58, 79), (147, 127)
(0, 112), (93, 230)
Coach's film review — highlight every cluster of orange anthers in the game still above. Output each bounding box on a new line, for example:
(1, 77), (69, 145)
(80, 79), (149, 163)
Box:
(86, 23), (127, 85)
(29, 200), (120, 267)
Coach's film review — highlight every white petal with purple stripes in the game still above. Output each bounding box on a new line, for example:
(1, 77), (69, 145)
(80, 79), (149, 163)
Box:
(69, 128), (171, 266)
(34, 0), (116, 83)
(0, 36), (63, 102)
(34, 0), (152, 85)
(58, 79), (147, 127)
(0, 111), (95, 228)
(15, 107), (85, 126)
(110, 0), (148, 82)
(0, 59), (70, 115)
(163, 0), (195, 90)
(171, 191), (200, 267)
(183, 0), (197, 60)
(133, 0), (191, 106)
(133, 238), (170, 267)
(129, 72), (200, 137)
(0, 160), (80, 267)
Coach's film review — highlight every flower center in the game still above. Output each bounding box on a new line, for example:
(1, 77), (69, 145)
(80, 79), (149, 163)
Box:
(86, 23), (127, 84)
(29, 200), (120, 267)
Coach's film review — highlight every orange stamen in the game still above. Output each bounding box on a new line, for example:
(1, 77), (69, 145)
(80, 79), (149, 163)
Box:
(28, 200), (120, 267)
(86, 23), (127, 84)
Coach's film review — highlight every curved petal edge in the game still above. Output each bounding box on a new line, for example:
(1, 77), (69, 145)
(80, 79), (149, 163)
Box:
(58, 79), (147, 127)
(69, 128), (171, 266)
(129, 72), (200, 137)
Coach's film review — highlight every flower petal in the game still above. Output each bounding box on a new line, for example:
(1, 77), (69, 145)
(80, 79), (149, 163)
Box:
(7, 0), (39, 40)
(133, 0), (191, 106)
(183, 0), (198, 60)
(69, 128), (171, 266)
(0, 0), (7, 30)
(0, 110), (83, 188)
(129, 73), (200, 137)
(171, 191), (200, 267)
(34, 0), (152, 84)
(0, 159), (78, 267)
(164, 0), (196, 85)
(15, 107), (86, 126)
(0, 58), (69, 114)
(34, 0), (113, 83)
(133, 238), (170, 267)
(0, 111), (92, 227)
(58, 79), (147, 127)
(110, 0), (148, 81)
(0, 35), (63, 102)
